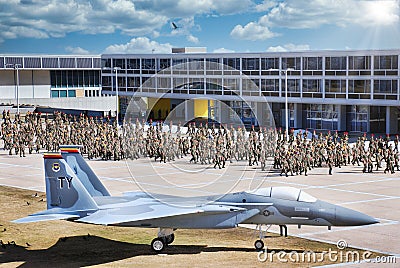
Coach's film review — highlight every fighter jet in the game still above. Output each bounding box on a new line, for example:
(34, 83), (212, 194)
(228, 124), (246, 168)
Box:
(13, 146), (379, 252)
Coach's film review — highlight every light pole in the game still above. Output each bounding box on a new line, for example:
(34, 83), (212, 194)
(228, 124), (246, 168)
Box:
(6, 63), (22, 115)
(113, 67), (121, 125)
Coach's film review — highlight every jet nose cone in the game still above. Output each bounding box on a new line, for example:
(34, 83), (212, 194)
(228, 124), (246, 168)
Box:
(335, 206), (379, 226)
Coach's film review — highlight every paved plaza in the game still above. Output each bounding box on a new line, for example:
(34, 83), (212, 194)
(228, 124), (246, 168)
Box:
(0, 148), (399, 265)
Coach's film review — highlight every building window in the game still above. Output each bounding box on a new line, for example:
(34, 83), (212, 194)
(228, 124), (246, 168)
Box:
(282, 79), (300, 97)
(59, 90), (67, 98)
(142, 58), (155, 70)
(346, 105), (368, 133)
(68, 90), (76, 97)
(306, 104), (338, 131)
(206, 78), (223, 95)
(302, 79), (322, 98)
(112, 58), (125, 69)
(101, 58), (112, 69)
(374, 55), (398, 69)
(373, 80), (398, 100)
(261, 58), (279, 70)
(242, 58), (259, 70)
(127, 58), (141, 69)
(348, 80), (371, 99)
(325, 79), (346, 98)
(242, 78), (259, 96)
(223, 78), (240, 95)
(50, 70), (101, 88)
(158, 58), (171, 70)
(282, 57), (301, 70)
(206, 58), (221, 70)
(349, 56), (371, 70)
(370, 106), (386, 133)
(51, 90), (59, 98)
(303, 57), (322, 70)
(260, 79), (279, 96)
(325, 56), (346, 70)
(188, 59), (204, 75)
(223, 58), (240, 70)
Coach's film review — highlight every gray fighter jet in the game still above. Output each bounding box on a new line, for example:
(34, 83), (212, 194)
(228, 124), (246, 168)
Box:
(13, 146), (379, 252)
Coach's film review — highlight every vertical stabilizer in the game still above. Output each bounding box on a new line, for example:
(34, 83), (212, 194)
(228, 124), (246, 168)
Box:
(60, 145), (110, 197)
(44, 152), (98, 211)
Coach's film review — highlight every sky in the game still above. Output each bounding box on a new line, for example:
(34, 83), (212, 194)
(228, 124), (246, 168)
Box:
(0, 0), (399, 55)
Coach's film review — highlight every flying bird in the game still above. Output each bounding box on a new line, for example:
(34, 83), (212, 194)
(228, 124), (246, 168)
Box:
(171, 22), (179, 30)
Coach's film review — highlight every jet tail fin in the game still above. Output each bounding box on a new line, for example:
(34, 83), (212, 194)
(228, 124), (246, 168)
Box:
(60, 145), (110, 197)
(43, 152), (99, 211)
(13, 152), (98, 224)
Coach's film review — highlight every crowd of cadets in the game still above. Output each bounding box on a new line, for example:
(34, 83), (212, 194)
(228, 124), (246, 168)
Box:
(1, 110), (399, 176)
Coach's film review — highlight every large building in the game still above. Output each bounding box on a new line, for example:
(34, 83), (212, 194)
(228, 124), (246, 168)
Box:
(102, 49), (400, 134)
(0, 55), (115, 115)
(1, 49), (399, 133)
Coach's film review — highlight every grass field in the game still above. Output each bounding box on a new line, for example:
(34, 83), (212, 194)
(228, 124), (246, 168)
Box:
(0, 186), (384, 267)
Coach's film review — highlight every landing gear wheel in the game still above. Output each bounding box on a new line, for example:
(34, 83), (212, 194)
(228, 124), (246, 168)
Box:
(166, 233), (175, 245)
(254, 240), (264, 251)
(151, 238), (166, 253)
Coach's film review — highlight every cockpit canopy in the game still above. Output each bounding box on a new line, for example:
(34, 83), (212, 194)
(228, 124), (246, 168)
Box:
(250, 187), (317, 203)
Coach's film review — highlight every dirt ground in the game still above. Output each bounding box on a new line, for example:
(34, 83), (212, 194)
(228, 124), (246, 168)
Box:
(0, 186), (384, 267)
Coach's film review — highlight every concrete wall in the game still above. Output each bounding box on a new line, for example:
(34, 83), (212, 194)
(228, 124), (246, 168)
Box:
(0, 96), (116, 112)
(0, 70), (50, 99)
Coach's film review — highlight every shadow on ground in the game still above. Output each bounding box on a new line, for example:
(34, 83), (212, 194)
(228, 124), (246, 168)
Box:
(0, 235), (313, 267)
(0, 236), (318, 267)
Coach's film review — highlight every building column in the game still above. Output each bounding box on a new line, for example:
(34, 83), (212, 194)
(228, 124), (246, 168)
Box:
(220, 100), (230, 125)
(184, 99), (195, 122)
(386, 106), (398, 134)
(294, 103), (303, 129)
(339, 105), (347, 131)
(255, 102), (264, 127)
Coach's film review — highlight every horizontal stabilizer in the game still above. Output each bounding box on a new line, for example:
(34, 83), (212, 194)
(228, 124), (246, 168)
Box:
(13, 213), (79, 223)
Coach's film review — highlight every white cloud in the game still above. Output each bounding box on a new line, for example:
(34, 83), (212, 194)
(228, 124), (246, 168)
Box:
(231, 0), (399, 42)
(213, 47), (235, 53)
(0, 0), (254, 42)
(187, 34), (199, 43)
(255, 0), (276, 12)
(261, 0), (400, 29)
(267, 43), (310, 52)
(104, 37), (173, 54)
(230, 22), (277, 41)
(136, 0), (253, 17)
(65, 46), (91, 55)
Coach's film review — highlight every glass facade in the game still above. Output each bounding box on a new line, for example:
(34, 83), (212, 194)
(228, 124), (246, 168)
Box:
(306, 104), (338, 131)
(50, 70), (100, 88)
(370, 106), (386, 133)
(100, 50), (400, 132)
(346, 105), (369, 133)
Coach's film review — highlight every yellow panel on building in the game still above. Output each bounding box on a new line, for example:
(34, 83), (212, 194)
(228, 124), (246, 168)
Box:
(75, 89), (84, 97)
(148, 98), (171, 120)
(194, 99), (213, 118)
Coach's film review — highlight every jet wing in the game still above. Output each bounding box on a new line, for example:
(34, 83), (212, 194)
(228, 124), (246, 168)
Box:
(13, 213), (79, 223)
(76, 203), (250, 225)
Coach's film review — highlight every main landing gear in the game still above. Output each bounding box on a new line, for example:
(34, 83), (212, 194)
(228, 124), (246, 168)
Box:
(253, 224), (271, 251)
(151, 228), (175, 253)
